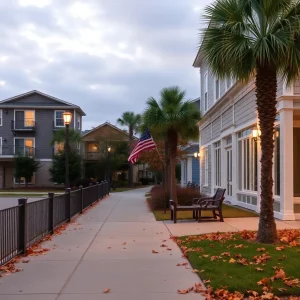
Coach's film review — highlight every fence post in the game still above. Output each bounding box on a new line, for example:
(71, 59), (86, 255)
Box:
(96, 182), (99, 201)
(101, 181), (104, 199)
(48, 192), (54, 234)
(18, 198), (28, 255)
(65, 188), (71, 222)
(79, 185), (83, 213)
(107, 180), (110, 195)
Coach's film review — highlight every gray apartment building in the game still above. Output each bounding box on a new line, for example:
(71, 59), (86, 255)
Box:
(0, 90), (85, 188)
(193, 48), (300, 221)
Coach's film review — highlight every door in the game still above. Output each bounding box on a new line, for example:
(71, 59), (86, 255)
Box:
(226, 148), (233, 198)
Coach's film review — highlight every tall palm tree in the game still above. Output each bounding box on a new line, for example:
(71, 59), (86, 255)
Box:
(51, 128), (82, 147)
(117, 112), (141, 187)
(144, 86), (201, 202)
(201, 0), (300, 243)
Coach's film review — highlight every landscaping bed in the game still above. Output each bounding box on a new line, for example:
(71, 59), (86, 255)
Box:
(173, 230), (300, 299)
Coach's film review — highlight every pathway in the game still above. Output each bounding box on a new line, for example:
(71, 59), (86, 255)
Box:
(0, 187), (203, 300)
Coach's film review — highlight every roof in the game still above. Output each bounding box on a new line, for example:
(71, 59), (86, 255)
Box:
(0, 90), (86, 116)
(183, 144), (200, 155)
(82, 122), (138, 140)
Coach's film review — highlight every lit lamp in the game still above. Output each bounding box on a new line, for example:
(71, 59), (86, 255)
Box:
(194, 152), (200, 159)
(107, 146), (111, 152)
(107, 145), (112, 191)
(63, 111), (72, 190)
(252, 128), (261, 141)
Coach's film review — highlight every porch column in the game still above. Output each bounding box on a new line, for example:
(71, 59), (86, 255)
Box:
(187, 157), (193, 183)
(279, 102), (295, 220)
(231, 133), (238, 205)
(180, 161), (185, 187)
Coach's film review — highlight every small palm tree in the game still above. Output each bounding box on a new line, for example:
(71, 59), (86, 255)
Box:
(144, 86), (201, 202)
(117, 112), (141, 186)
(51, 128), (82, 147)
(201, 0), (300, 243)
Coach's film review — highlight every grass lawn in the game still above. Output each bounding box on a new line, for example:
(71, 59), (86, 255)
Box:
(175, 231), (300, 298)
(0, 193), (48, 197)
(152, 204), (258, 221)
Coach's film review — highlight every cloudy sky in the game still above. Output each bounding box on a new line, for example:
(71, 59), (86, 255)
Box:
(0, 0), (212, 130)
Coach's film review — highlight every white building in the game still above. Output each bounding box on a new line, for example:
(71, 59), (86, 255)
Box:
(193, 49), (300, 220)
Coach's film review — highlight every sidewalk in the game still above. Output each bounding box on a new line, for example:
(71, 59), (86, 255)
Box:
(0, 187), (203, 300)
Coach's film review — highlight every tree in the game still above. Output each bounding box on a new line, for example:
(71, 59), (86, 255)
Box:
(49, 150), (82, 185)
(51, 128), (82, 145)
(201, 0), (300, 243)
(143, 86), (201, 202)
(117, 112), (141, 187)
(14, 156), (40, 187)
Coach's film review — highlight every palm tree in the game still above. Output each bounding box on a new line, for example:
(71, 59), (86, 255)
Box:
(201, 0), (300, 243)
(117, 112), (141, 187)
(144, 86), (201, 202)
(51, 128), (82, 147)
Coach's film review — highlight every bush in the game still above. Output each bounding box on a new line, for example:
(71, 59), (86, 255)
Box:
(140, 177), (152, 185)
(133, 181), (142, 187)
(114, 180), (128, 188)
(76, 178), (96, 188)
(147, 185), (206, 210)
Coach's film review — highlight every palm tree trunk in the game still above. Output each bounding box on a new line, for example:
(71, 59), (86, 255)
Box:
(167, 129), (178, 203)
(128, 126), (133, 187)
(256, 63), (278, 243)
(164, 140), (169, 192)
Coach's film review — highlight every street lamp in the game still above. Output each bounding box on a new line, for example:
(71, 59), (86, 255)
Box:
(194, 152), (200, 159)
(63, 111), (72, 190)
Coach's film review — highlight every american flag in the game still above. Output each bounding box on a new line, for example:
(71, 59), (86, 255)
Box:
(128, 129), (156, 164)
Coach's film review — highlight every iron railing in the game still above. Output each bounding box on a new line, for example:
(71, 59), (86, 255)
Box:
(0, 181), (109, 266)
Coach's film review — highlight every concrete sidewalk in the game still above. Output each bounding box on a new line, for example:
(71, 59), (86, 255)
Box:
(0, 187), (203, 300)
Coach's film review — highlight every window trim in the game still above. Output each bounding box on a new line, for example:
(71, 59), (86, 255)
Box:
(0, 137), (2, 155)
(214, 77), (220, 102)
(54, 110), (65, 128)
(0, 109), (2, 126)
(204, 148), (209, 186)
(14, 109), (35, 128)
(14, 137), (35, 157)
(214, 141), (221, 187)
(204, 71), (208, 112)
(77, 117), (81, 130)
(14, 173), (35, 185)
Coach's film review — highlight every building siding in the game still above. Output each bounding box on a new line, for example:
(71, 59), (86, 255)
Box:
(234, 89), (257, 127)
(222, 106), (233, 129)
(192, 158), (200, 185)
(201, 124), (211, 145)
(212, 116), (221, 139)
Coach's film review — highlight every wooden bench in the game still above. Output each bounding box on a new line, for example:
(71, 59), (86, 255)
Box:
(169, 200), (201, 223)
(192, 188), (226, 222)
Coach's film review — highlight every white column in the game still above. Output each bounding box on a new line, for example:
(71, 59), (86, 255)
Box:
(231, 133), (238, 205)
(199, 133), (202, 191)
(187, 157), (193, 183)
(279, 105), (295, 220)
(210, 144), (215, 195)
(180, 161), (185, 187)
(220, 138), (227, 189)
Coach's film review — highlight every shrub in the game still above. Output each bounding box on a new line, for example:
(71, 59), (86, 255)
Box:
(76, 178), (96, 188)
(140, 177), (152, 185)
(148, 185), (206, 210)
(133, 181), (142, 187)
(114, 180), (128, 188)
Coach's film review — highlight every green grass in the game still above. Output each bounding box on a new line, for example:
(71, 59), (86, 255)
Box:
(178, 233), (300, 297)
(0, 193), (48, 197)
(110, 187), (138, 193)
(152, 204), (258, 221)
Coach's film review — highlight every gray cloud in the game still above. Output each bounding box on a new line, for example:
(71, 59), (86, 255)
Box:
(0, 0), (212, 129)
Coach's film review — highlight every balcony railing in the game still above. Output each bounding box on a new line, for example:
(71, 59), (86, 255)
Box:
(0, 146), (35, 157)
(85, 152), (101, 160)
(11, 120), (36, 131)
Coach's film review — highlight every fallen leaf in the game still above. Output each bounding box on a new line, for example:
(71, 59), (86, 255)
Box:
(274, 268), (286, 280)
(193, 269), (199, 273)
(229, 258), (236, 263)
(256, 268), (264, 272)
(258, 278), (270, 286)
(122, 242), (126, 245)
(275, 246), (285, 251)
(152, 250), (158, 254)
(167, 248), (172, 251)
(257, 248), (266, 252)
(203, 279), (211, 284)
(160, 244), (167, 247)
(177, 289), (189, 294)
(103, 288), (110, 293)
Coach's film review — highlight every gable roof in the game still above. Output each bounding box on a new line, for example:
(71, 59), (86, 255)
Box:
(82, 122), (138, 140)
(0, 90), (86, 115)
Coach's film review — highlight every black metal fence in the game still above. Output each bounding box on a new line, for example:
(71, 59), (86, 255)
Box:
(0, 181), (109, 266)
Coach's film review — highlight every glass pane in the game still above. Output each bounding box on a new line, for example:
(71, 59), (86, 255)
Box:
(238, 141), (242, 190)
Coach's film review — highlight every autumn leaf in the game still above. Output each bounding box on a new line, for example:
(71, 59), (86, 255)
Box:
(203, 279), (211, 284)
(275, 246), (285, 251)
(274, 268), (286, 280)
(103, 288), (110, 293)
(234, 244), (244, 249)
(22, 259), (30, 263)
(160, 244), (167, 247)
(260, 292), (274, 299)
(193, 269), (199, 273)
(177, 289), (189, 294)
(122, 242), (126, 245)
(257, 248), (266, 252)
(152, 250), (158, 254)
(257, 278), (270, 286)
(256, 267), (264, 272)
(247, 290), (259, 297)
(167, 248), (172, 251)
(229, 258), (236, 263)
(278, 287), (287, 292)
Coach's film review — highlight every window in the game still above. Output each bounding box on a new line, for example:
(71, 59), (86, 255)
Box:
(215, 77), (220, 101)
(77, 142), (80, 154)
(204, 72), (208, 112)
(214, 141), (221, 186)
(77, 118), (81, 130)
(204, 148), (209, 186)
(55, 110), (65, 127)
(226, 77), (232, 90)
(54, 142), (64, 154)
(238, 129), (258, 192)
(274, 127), (280, 196)
(14, 175), (35, 185)
(15, 138), (35, 156)
(24, 110), (35, 127)
(0, 109), (2, 126)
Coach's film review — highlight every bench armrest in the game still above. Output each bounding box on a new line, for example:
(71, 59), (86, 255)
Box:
(199, 199), (220, 208)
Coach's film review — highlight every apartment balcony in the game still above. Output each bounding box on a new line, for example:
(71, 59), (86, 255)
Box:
(11, 120), (36, 136)
(84, 152), (101, 160)
(0, 146), (35, 159)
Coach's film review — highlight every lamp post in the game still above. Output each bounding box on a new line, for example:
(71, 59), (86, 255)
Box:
(107, 146), (111, 190)
(63, 111), (72, 190)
